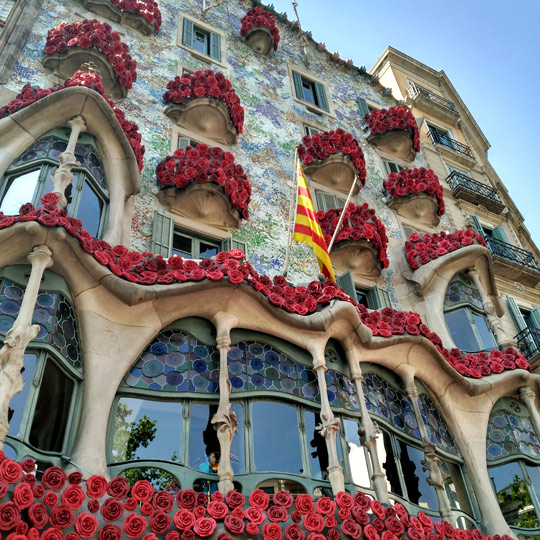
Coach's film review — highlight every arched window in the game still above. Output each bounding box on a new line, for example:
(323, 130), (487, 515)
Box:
(0, 129), (109, 238)
(444, 273), (497, 352)
(0, 266), (82, 470)
(487, 398), (540, 535)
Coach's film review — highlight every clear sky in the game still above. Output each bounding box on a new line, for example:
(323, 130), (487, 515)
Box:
(268, 0), (540, 248)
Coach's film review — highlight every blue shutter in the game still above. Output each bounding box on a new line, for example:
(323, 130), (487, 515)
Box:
(529, 307), (540, 329)
(209, 32), (221, 61)
(366, 286), (391, 309)
(336, 270), (356, 301)
(506, 296), (527, 332)
(182, 18), (194, 48)
(221, 238), (247, 256)
(314, 82), (329, 112)
(469, 214), (484, 236)
(151, 211), (173, 257)
(292, 71), (304, 100)
(356, 97), (370, 118)
(492, 225), (510, 244)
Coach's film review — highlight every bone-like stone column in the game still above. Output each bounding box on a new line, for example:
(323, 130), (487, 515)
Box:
(51, 115), (87, 208)
(346, 346), (390, 503)
(519, 386), (540, 441)
(0, 245), (53, 448)
(311, 346), (344, 494)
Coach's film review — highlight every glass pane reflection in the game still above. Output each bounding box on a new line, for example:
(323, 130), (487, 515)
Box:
(8, 353), (37, 438)
(445, 309), (479, 352)
(0, 170), (40, 214)
(344, 418), (370, 487)
(231, 403), (245, 474)
(189, 403), (219, 470)
(76, 180), (102, 237)
(306, 410), (328, 480)
(252, 401), (302, 474)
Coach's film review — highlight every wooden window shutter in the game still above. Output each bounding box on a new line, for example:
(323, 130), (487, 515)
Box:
(292, 71), (304, 100)
(469, 214), (484, 236)
(356, 97), (370, 118)
(182, 18), (195, 48)
(366, 286), (391, 310)
(209, 31), (221, 61)
(336, 270), (356, 300)
(506, 296), (528, 332)
(530, 307), (540, 329)
(492, 225), (510, 244)
(314, 82), (329, 111)
(151, 211), (173, 257)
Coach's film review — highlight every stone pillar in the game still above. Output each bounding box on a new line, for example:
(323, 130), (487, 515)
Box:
(211, 314), (237, 494)
(347, 348), (390, 503)
(311, 347), (345, 494)
(51, 115), (87, 208)
(0, 245), (53, 448)
(519, 386), (540, 440)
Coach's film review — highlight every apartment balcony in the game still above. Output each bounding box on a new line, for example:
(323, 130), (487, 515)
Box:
(515, 327), (540, 363)
(428, 129), (476, 168)
(446, 171), (505, 213)
(485, 236), (540, 287)
(407, 82), (459, 126)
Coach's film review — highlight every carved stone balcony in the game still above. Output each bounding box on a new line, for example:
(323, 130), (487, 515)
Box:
(407, 82), (459, 125)
(428, 129), (475, 168)
(446, 171), (505, 213)
(515, 327), (540, 362)
(485, 236), (540, 287)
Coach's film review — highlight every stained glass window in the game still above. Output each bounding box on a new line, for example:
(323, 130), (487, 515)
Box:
(444, 274), (483, 309)
(418, 393), (458, 455)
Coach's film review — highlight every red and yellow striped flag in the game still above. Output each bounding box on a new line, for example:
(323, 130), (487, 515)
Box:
(292, 160), (336, 281)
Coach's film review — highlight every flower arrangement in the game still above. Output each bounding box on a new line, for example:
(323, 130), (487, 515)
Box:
(240, 7), (280, 51)
(364, 107), (420, 153)
(358, 306), (532, 377)
(44, 20), (137, 90)
(383, 167), (445, 217)
(405, 230), (487, 270)
(297, 130), (367, 186)
(0, 453), (517, 540)
(163, 71), (244, 134)
(0, 71), (145, 171)
(109, 0), (161, 31)
(155, 144), (252, 220)
(0, 72), (145, 172)
(317, 203), (389, 268)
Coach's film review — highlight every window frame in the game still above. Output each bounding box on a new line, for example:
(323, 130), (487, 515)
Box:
(178, 14), (226, 66)
(288, 64), (334, 116)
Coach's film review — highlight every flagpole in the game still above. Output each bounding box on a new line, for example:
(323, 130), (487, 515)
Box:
(283, 149), (299, 278)
(327, 175), (358, 254)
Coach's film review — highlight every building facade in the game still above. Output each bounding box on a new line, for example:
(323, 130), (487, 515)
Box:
(0, 1), (539, 540)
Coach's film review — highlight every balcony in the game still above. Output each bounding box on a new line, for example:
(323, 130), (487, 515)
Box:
(484, 236), (540, 287)
(407, 82), (459, 125)
(515, 327), (540, 362)
(446, 171), (505, 213)
(428, 129), (476, 168)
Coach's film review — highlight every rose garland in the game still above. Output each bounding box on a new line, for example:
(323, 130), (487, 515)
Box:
(163, 71), (244, 135)
(297, 130), (367, 186)
(358, 306), (531, 377)
(44, 20), (137, 90)
(405, 230), (487, 270)
(383, 168), (445, 217)
(0, 72), (145, 172)
(364, 107), (420, 153)
(109, 0), (162, 31)
(155, 145), (251, 220)
(0, 454), (516, 540)
(240, 7), (280, 51)
(317, 203), (389, 268)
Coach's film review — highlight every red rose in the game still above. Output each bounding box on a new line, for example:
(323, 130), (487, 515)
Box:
(193, 517), (216, 538)
(149, 511), (172, 534)
(133, 480), (154, 503)
(336, 491), (354, 510)
(224, 515), (245, 535)
(98, 524), (122, 540)
(28, 502), (48, 529)
(167, 532), (180, 540)
(364, 525), (381, 540)
(100, 497), (125, 522)
(44, 492), (58, 506)
(174, 509), (196, 530)
(273, 490), (294, 508)
(263, 523), (282, 540)
(141, 502), (154, 516)
(107, 477), (130, 499)
(40, 192), (60, 206)
(351, 505), (370, 525)
(225, 490), (245, 508)
(304, 512), (324, 532)
(385, 517), (405, 536)
(1, 460), (23, 484)
(244, 506), (265, 525)
(247, 523), (259, 535)
(21, 458), (35, 473)
(13, 482), (33, 510)
(41, 528), (63, 540)
(315, 496), (335, 516)
(182, 531), (195, 540)
(62, 484), (85, 510)
(177, 490), (197, 510)
(88, 499), (100, 513)
(32, 484), (45, 499)
(249, 489), (270, 510)
(284, 523), (305, 540)
(86, 475), (107, 498)
(207, 500), (228, 520)
(75, 512), (99, 538)
(371, 500), (385, 519)
(294, 494), (314, 514)
(123, 513), (148, 538)
(381, 532), (399, 540)
(50, 504), (75, 529)
(152, 491), (174, 512)
(197, 493), (209, 506)
(268, 505), (288, 523)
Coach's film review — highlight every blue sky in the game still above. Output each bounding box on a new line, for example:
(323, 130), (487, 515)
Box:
(268, 0), (540, 248)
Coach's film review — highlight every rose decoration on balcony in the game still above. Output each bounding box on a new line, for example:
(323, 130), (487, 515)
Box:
(364, 106), (420, 161)
(156, 144), (251, 220)
(163, 70), (244, 143)
(405, 229), (486, 270)
(44, 20), (137, 93)
(109, 0), (161, 31)
(297, 130), (367, 191)
(240, 7), (280, 54)
(0, 71), (145, 171)
(318, 202), (389, 269)
(359, 306), (531, 377)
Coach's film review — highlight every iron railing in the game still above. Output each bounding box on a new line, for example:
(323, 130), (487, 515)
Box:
(446, 171), (503, 203)
(484, 236), (540, 272)
(515, 327), (540, 359)
(407, 82), (458, 113)
(428, 129), (475, 159)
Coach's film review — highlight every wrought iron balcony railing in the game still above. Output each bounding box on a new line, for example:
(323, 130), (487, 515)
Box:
(446, 171), (503, 203)
(515, 326), (540, 359)
(428, 129), (475, 159)
(484, 236), (540, 272)
(407, 82), (458, 113)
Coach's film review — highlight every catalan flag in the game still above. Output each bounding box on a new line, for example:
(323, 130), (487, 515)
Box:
(293, 160), (336, 281)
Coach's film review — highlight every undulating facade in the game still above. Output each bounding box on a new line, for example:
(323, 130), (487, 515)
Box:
(0, 1), (539, 540)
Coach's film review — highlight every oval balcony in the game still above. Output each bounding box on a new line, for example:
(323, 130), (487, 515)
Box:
(155, 144), (251, 227)
(383, 167), (445, 227)
(163, 71), (243, 146)
(319, 202), (389, 280)
(240, 7), (280, 55)
(297, 130), (366, 195)
(364, 106), (420, 162)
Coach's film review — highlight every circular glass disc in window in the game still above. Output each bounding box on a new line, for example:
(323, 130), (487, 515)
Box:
(142, 360), (163, 377)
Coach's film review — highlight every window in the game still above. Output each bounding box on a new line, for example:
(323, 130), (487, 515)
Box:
(304, 124), (322, 137)
(291, 70), (329, 113)
(180, 17), (222, 62)
(336, 270), (392, 309)
(444, 274), (498, 353)
(315, 190), (345, 212)
(384, 160), (406, 175)
(0, 0), (15, 28)
(172, 229), (221, 259)
(177, 135), (199, 151)
(506, 296), (540, 359)
(0, 131), (109, 238)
